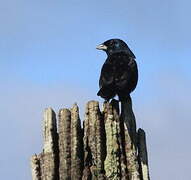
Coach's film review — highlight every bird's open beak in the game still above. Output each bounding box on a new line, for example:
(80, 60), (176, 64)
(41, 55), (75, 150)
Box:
(96, 44), (107, 50)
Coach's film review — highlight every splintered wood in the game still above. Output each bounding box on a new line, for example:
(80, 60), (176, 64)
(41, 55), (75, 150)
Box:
(31, 100), (150, 180)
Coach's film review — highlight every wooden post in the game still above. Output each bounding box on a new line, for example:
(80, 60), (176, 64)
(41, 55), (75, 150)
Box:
(31, 100), (150, 180)
(137, 129), (150, 180)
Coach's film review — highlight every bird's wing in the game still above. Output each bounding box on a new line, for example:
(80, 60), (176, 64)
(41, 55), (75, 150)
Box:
(99, 60), (114, 89)
(115, 57), (138, 92)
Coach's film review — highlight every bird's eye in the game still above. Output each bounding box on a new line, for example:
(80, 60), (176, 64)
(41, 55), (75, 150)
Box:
(110, 41), (114, 46)
(116, 43), (120, 48)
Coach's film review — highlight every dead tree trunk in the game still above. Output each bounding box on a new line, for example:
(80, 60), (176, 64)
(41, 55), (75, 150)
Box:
(30, 99), (150, 180)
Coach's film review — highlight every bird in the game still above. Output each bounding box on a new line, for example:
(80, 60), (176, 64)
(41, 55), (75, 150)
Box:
(96, 39), (138, 102)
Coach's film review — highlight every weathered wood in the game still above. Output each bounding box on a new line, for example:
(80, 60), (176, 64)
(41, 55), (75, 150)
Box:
(58, 108), (71, 180)
(82, 101), (105, 179)
(103, 100), (128, 179)
(31, 100), (150, 180)
(70, 104), (83, 180)
(58, 104), (83, 180)
(31, 154), (41, 180)
(123, 123), (140, 180)
(41, 108), (59, 180)
(137, 129), (150, 180)
(121, 97), (140, 180)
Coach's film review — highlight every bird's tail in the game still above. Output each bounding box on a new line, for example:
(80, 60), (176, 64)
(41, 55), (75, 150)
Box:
(118, 93), (131, 102)
(120, 95), (137, 148)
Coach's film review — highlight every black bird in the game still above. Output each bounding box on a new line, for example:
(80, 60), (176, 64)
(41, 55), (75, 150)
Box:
(96, 39), (138, 101)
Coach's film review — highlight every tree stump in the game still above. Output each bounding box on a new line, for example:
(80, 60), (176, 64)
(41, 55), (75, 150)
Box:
(30, 99), (150, 180)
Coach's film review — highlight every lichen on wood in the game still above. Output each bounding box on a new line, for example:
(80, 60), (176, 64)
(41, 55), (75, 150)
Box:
(70, 104), (83, 180)
(40, 108), (59, 180)
(103, 100), (128, 179)
(31, 154), (41, 180)
(82, 101), (105, 179)
(58, 108), (71, 179)
(58, 104), (83, 180)
(121, 97), (140, 180)
(31, 100), (150, 180)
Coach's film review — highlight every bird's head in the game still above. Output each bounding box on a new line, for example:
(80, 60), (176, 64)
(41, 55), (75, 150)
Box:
(96, 39), (135, 58)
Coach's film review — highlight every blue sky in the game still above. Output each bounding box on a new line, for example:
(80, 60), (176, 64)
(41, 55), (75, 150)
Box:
(0, 0), (191, 179)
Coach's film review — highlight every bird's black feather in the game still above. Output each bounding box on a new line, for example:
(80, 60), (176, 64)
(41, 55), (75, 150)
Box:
(97, 39), (138, 101)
